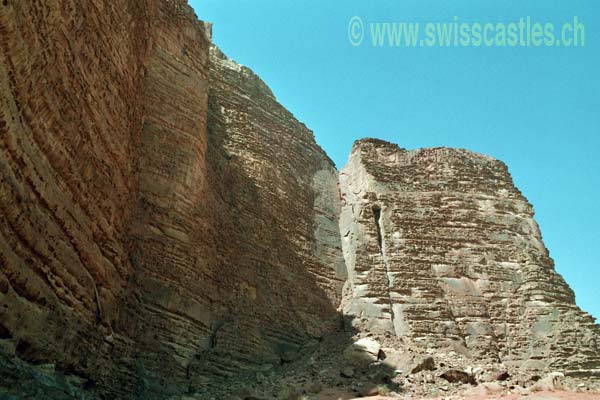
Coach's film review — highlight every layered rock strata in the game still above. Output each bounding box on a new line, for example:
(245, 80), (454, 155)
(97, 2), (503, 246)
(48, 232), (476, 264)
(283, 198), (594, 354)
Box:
(177, 46), (345, 385)
(0, 0), (157, 394)
(0, 0), (344, 397)
(339, 139), (600, 376)
(0, 0), (599, 398)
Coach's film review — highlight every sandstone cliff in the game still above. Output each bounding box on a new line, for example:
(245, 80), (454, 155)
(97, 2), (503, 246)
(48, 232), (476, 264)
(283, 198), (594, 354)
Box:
(0, 1), (598, 399)
(1, 0), (344, 397)
(339, 139), (600, 376)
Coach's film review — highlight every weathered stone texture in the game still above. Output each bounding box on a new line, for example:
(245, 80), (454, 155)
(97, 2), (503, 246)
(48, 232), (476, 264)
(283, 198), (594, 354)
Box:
(340, 139), (600, 376)
(194, 46), (345, 380)
(1, 1), (599, 398)
(114, 1), (216, 396)
(0, 0), (153, 388)
(0, 0), (345, 396)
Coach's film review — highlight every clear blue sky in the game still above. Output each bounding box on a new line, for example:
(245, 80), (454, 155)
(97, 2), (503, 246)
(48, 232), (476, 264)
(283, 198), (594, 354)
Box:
(189, 0), (599, 321)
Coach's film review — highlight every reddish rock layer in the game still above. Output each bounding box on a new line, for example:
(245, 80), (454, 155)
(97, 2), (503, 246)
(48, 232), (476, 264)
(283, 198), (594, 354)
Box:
(0, 0), (345, 396)
(0, 0), (153, 388)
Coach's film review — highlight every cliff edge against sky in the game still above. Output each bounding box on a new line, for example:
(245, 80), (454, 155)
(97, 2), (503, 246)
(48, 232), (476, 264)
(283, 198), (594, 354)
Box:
(0, 1), (598, 399)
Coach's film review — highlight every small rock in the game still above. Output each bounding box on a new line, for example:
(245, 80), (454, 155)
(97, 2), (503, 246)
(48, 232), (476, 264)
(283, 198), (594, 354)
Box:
(281, 350), (300, 363)
(38, 363), (56, 374)
(447, 340), (473, 359)
(65, 374), (87, 387)
(286, 394), (307, 400)
(0, 339), (16, 356)
(275, 386), (291, 400)
(231, 388), (253, 399)
(303, 382), (322, 394)
(481, 382), (504, 394)
(482, 368), (510, 382)
(255, 372), (265, 383)
(512, 385), (531, 395)
(440, 369), (476, 385)
(302, 339), (320, 352)
(359, 382), (380, 397)
(410, 355), (435, 374)
(340, 367), (355, 378)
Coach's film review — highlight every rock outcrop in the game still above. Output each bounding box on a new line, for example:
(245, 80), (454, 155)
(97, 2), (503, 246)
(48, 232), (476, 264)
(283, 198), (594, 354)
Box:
(0, 1), (599, 399)
(1, 0), (344, 397)
(0, 0), (159, 395)
(339, 139), (600, 376)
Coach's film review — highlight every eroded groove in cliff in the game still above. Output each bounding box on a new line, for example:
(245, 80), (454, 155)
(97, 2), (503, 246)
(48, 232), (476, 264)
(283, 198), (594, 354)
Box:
(373, 205), (383, 249)
(373, 204), (396, 335)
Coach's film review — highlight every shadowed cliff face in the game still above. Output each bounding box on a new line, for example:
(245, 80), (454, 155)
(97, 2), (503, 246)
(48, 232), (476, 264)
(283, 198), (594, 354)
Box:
(0, 1), (599, 399)
(339, 139), (600, 376)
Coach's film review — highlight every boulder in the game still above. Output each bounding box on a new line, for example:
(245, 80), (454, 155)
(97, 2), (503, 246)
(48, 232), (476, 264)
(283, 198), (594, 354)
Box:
(531, 372), (565, 392)
(440, 369), (477, 385)
(342, 338), (381, 366)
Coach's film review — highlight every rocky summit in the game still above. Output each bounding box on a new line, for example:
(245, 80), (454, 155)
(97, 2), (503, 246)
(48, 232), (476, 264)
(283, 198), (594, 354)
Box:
(0, 1), (598, 399)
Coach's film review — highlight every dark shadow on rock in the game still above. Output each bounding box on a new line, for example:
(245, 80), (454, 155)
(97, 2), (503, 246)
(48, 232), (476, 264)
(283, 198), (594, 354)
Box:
(106, 59), (355, 400)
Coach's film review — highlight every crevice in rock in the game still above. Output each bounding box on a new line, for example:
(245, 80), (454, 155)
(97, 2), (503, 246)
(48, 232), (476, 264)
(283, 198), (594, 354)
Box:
(372, 205), (383, 249)
(372, 204), (396, 335)
(0, 322), (12, 339)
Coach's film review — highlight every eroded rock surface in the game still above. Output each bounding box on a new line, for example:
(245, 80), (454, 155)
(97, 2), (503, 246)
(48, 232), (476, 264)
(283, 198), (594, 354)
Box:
(0, 0), (344, 397)
(339, 139), (600, 376)
(0, 0), (160, 394)
(0, 1), (599, 399)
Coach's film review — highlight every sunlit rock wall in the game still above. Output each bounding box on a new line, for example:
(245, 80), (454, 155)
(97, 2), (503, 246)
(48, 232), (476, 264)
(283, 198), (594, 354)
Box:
(340, 139), (600, 376)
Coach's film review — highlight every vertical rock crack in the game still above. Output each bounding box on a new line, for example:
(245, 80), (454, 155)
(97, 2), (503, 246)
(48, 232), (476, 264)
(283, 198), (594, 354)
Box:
(373, 205), (396, 335)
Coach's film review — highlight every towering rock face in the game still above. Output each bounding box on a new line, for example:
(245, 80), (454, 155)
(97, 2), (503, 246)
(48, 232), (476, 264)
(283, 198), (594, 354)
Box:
(174, 46), (345, 385)
(0, 0), (344, 397)
(1, 1), (599, 398)
(0, 0), (154, 391)
(340, 139), (600, 376)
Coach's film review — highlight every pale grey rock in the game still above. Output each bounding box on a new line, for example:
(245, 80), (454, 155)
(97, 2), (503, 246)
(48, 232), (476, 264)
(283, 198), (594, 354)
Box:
(358, 382), (380, 397)
(339, 139), (600, 377)
(531, 372), (565, 392)
(340, 366), (355, 378)
(342, 338), (382, 366)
